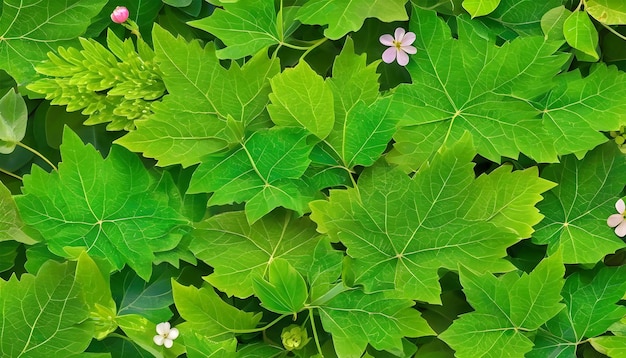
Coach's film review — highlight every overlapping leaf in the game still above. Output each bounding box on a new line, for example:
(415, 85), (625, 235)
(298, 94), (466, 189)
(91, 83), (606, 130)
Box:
(0, 0), (107, 84)
(190, 210), (323, 298)
(296, 0), (408, 39)
(532, 142), (626, 264)
(116, 25), (280, 167)
(0, 89), (27, 154)
(0, 181), (36, 244)
(440, 253), (565, 358)
(311, 134), (553, 303)
(486, 0), (563, 35)
(530, 265), (626, 357)
(0, 260), (94, 357)
(15, 128), (191, 280)
(252, 258), (308, 315)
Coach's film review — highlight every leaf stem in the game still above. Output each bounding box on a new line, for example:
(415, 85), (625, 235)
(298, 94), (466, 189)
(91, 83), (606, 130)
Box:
(15, 142), (57, 171)
(308, 308), (324, 357)
(299, 38), (328, 61)
(229, 314), (288, 334)
(600, 22), (626, 41)
(0, 167), (22, 180)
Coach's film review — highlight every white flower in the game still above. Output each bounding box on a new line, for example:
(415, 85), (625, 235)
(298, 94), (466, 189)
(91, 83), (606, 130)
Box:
(153, 322), (179, 348)
(379, 27), (417, 66)
(607, 198), (626, 237)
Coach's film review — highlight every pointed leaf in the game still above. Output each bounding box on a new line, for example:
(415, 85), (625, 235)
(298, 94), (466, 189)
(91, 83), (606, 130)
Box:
(0, 89), (27, 154)
(0, 181), (36, 245)
(252, 258), (308, 315)
(541, 6), (572, 41)
(563, 11), (599, 60)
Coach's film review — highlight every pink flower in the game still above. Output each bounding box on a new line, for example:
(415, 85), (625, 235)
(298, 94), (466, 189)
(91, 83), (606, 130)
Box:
(380, 28), (417, 66)
(607, 198), (626, 237)
(111, 6), (129, 24)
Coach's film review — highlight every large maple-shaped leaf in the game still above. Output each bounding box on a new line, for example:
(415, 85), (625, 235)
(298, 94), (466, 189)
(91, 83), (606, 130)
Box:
(440, 253), (565, 358)
(190, 210), (323, 298)
(188, 127), (315, 223)
(310, 134), (553, 303)
(0, 260), (94, 357)
(15, 128), (191, 280)
(532, 142), (626, 264)
(296, 0), (408, 40)
(530, 265), (626, 357)
(388, 7), (569, 170)
(0, 0), (107, 85)
(116, 25), (280, 167)
(317, 288), (434, 357)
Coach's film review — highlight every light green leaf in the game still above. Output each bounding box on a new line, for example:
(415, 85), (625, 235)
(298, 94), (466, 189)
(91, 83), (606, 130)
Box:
(586, 0), (626, 25)
(463, 0), (501, 17)
(0, 89), (27, 154)
(252, 258), (308, 315)
(0, 260), (94, 357)
(318, 288), (435, 358)
(15, 128), (191, 280)
(185, 335), (237, 358)
(0, 181), (36, 245)
(296, 0), (408, 40)
(190, 210), (322, 298)
(486, 0), (563, 36)
(532, 142), (626, 264)
(389, 7), (568, 170)
(308, 238), (343, 303)
(116, 25), (280, 167)
(268, 60), (334, 140)
(440, 253), (565, 358)
(188, 127), (315, 223)
(116, 314), (184, 358)
(530, 265), (626, 357)
(0, 0), (107, 84)
(563, 11), (599, 61)
(310, 134), (551, 303)
(188, 0), (280, 59)
(172, 281), (262, 341)
(541, 6), (572, 41)
(590, 336), (626, 357)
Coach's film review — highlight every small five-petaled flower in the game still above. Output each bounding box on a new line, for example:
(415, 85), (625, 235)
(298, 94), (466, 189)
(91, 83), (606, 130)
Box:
(153, 322), (179, 348)
(607, 198), (626, 237)
(379, 27), (417, 66)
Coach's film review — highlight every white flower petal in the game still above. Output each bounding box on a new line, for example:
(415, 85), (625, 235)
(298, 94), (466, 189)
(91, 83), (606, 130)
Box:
(379, 34), (394, 46)
(394, 27), (406, 41)
(616, 199), (625, 214)
(608, 214), (624, 228)
(168, 327), (179, 340)
(156, 322), (170, 335)
(164, 338), (174, 349)
(382, 47), (397, 63)
(153, 335), (165, 346)
(401, 45), (417, 54)
(401, 31), (416, 46)
(397, 50), (410, 66)
(616, 221), (626, 237)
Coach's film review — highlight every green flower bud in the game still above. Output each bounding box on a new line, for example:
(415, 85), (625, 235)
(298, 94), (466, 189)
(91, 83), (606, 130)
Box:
(281, 324), (311, 351)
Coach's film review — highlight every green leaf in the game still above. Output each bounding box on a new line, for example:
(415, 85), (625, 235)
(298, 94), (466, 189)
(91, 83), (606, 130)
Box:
(252, 258), (308, 315)
(310, 134), (551, 303)
(116, 25), (280, 167)
(530, 265), (626, 357)
(590, 336), (626, 357)
(0, 0), (107, 84)
(318, 288), (435, 357)
(307, 238), (343, 303)
(296, 0), (408, 40)
(172, 281), (262, 341)
(541, 6), (573, 41)
(0, 180), (36, 244)
(268, 61), (334, 140)
(563, 11), (599, 61)
(0, 260), (94, 357)
(116, 314), (184, 358)
(185, 335), (237, 358)
(462, 0), (501, 18)
(190, 210), (322, 298)
(486, 0), (563, 36)
(532, 142), (626, 264)
(440, 253), (566, 358)
(15, 128), (191, 280)
(188, 127), (314, 223)
(0, 89), (27, 154)
(586, 0), (626, 25)
(188, 0), (280, 59)
(389, 7), (568, 170)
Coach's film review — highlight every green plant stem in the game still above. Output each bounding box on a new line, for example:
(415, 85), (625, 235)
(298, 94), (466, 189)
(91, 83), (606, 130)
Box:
(16, 142), (57, 171)
(299, 38), (328, 61)
(229, 314), (288, 334)
(600, 22), (626, 41)
(308, 308), (324, 358)
(0, 167), (22, 180)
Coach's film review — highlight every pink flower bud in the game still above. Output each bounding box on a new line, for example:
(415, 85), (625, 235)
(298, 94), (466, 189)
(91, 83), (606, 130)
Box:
(111, 6), (129, 24)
